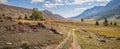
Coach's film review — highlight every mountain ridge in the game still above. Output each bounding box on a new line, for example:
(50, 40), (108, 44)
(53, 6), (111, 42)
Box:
(71, 0), (120, 20)
(0, 4), (66, 21)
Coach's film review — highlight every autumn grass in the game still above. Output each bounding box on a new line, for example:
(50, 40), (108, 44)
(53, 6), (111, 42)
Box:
(69, 19), (120, 49)
(72, 19), (120, 37)
(75, 29), (120, 49)
(83, 26), (120, 37)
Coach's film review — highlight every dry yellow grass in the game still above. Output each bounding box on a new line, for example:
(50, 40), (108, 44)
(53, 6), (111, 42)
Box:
(73, 19), (120, 37)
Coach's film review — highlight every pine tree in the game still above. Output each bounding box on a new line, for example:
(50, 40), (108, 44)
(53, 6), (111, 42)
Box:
(24, 14), (28, 20)
(114, 22), (117, 26)
(81, 18), (84, 22)
(103, 18), (108, 26)
(18, 16), (22, 19)
(110, 22), (112, 25)
(30, 8), (44, 20)
(2, 13), (5, 16)
(95, 21), (99, 25)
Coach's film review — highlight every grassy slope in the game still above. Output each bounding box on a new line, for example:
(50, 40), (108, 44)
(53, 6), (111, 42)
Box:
(71, 20), (120, 49)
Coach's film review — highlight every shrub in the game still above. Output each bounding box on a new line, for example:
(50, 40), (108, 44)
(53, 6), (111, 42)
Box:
(18, 16), (22, 19)
(114, 22), (117, 26)
(2, 13), (5, 16)
(30, 8), (44, 21)
(110, 22), (112, 25)
(21, 43), (29, 49)
(81, 18), (84, 22)
(95, 21), (99, 25)
(103, 18), (108, 26)
(24, 14), (28, 20)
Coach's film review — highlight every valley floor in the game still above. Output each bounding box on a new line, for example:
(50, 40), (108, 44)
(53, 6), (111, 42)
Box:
(0, 20), (120, 49)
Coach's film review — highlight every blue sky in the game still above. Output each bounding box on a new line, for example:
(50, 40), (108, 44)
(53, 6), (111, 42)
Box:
(0, 0), (111, 18)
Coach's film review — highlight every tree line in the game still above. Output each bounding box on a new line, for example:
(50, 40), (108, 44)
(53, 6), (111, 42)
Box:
(18, 8), (45, 21)
(81, 18), (117, 26)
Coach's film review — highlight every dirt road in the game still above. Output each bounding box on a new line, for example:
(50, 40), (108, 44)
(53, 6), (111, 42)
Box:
(46, 29), (82, 49)
(69, 29), (82, 49)
(46, 29), (72, 49)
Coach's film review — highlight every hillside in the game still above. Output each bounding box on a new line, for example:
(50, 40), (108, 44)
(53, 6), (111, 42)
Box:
(71, 0), (120, 20)
(0, 4), (66, 21)
(0, 4), (32, 17)
(71, 6), (103, 19)
(42, 10), (66, 21)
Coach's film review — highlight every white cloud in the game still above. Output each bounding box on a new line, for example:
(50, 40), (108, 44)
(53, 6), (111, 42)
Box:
(31, 0), (44, 4)
(96, 0), (111, 2)
(44, 1), (64, 8)
(43, 0), (111, 8)
(74, 8), (87, 13)
(67, 0), (111, 5)
(0, 0), (8, 4)
(54, 0), (62, 3)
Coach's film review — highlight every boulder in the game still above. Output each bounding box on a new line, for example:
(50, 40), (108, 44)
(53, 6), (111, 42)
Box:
(38, 23), (46, 28)
(116, 38), (120, 40)
(6, 42), (13, 45)
(99, 39), (106, 43)
(50, 28), (63, 35)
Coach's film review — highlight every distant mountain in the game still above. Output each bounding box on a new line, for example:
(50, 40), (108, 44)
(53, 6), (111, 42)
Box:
(42, 10), (66, 21)
(71, 0), (120, 20)
(71, 6), (103, 19)
(105, 0), (120, 8)
(0, 4), (66, 21)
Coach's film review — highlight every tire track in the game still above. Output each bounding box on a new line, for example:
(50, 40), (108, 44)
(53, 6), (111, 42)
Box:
(46, 30), (72, 49)
(69, 29), (82, 49)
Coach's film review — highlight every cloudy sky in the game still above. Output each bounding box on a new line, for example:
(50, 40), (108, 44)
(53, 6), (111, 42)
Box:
(0, 0), (111, 18)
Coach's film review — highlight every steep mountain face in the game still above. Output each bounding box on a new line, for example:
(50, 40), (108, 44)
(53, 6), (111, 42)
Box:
(0, 4), (66, 21)
(72, 0), (120, 20)
(71, 6), (103, 19)
(105, 0), (120, 8)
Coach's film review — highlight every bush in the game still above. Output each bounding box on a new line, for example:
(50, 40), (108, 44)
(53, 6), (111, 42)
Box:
(30, 8), (44, 21)
(2, 13), (5, 16)
(110, 22), (112, 25)
(18, 16), (22, 19)
(24, 14), (28, 20)
(81, 18), (84, 22)
(114, 22), (117, 26)
(103, 18), (108, 26)
(95, 21), (99, 25)
(21, 43), (29, 49)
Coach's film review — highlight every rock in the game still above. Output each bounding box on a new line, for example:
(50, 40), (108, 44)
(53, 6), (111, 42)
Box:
(50, 28), (62, 35)
(99, 40), (106, 43)
(82, 29), (88, 32)
(116, 38), (120, 40)
(29, 24), (38, 29)
(75, 30), (80, 33)
(38, 23), (46, 28)
(18, 22), (23, 25)
(6, 42), (13, 45)
(5, 16), (13, 21)
(88, 36), (92, 39)
(34, 47), (39, 49)
(0, 19), (4, 22)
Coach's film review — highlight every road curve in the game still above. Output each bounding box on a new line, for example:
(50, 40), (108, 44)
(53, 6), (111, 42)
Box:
(46, 29), (72, 49)
(55, 30), (72, 49)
